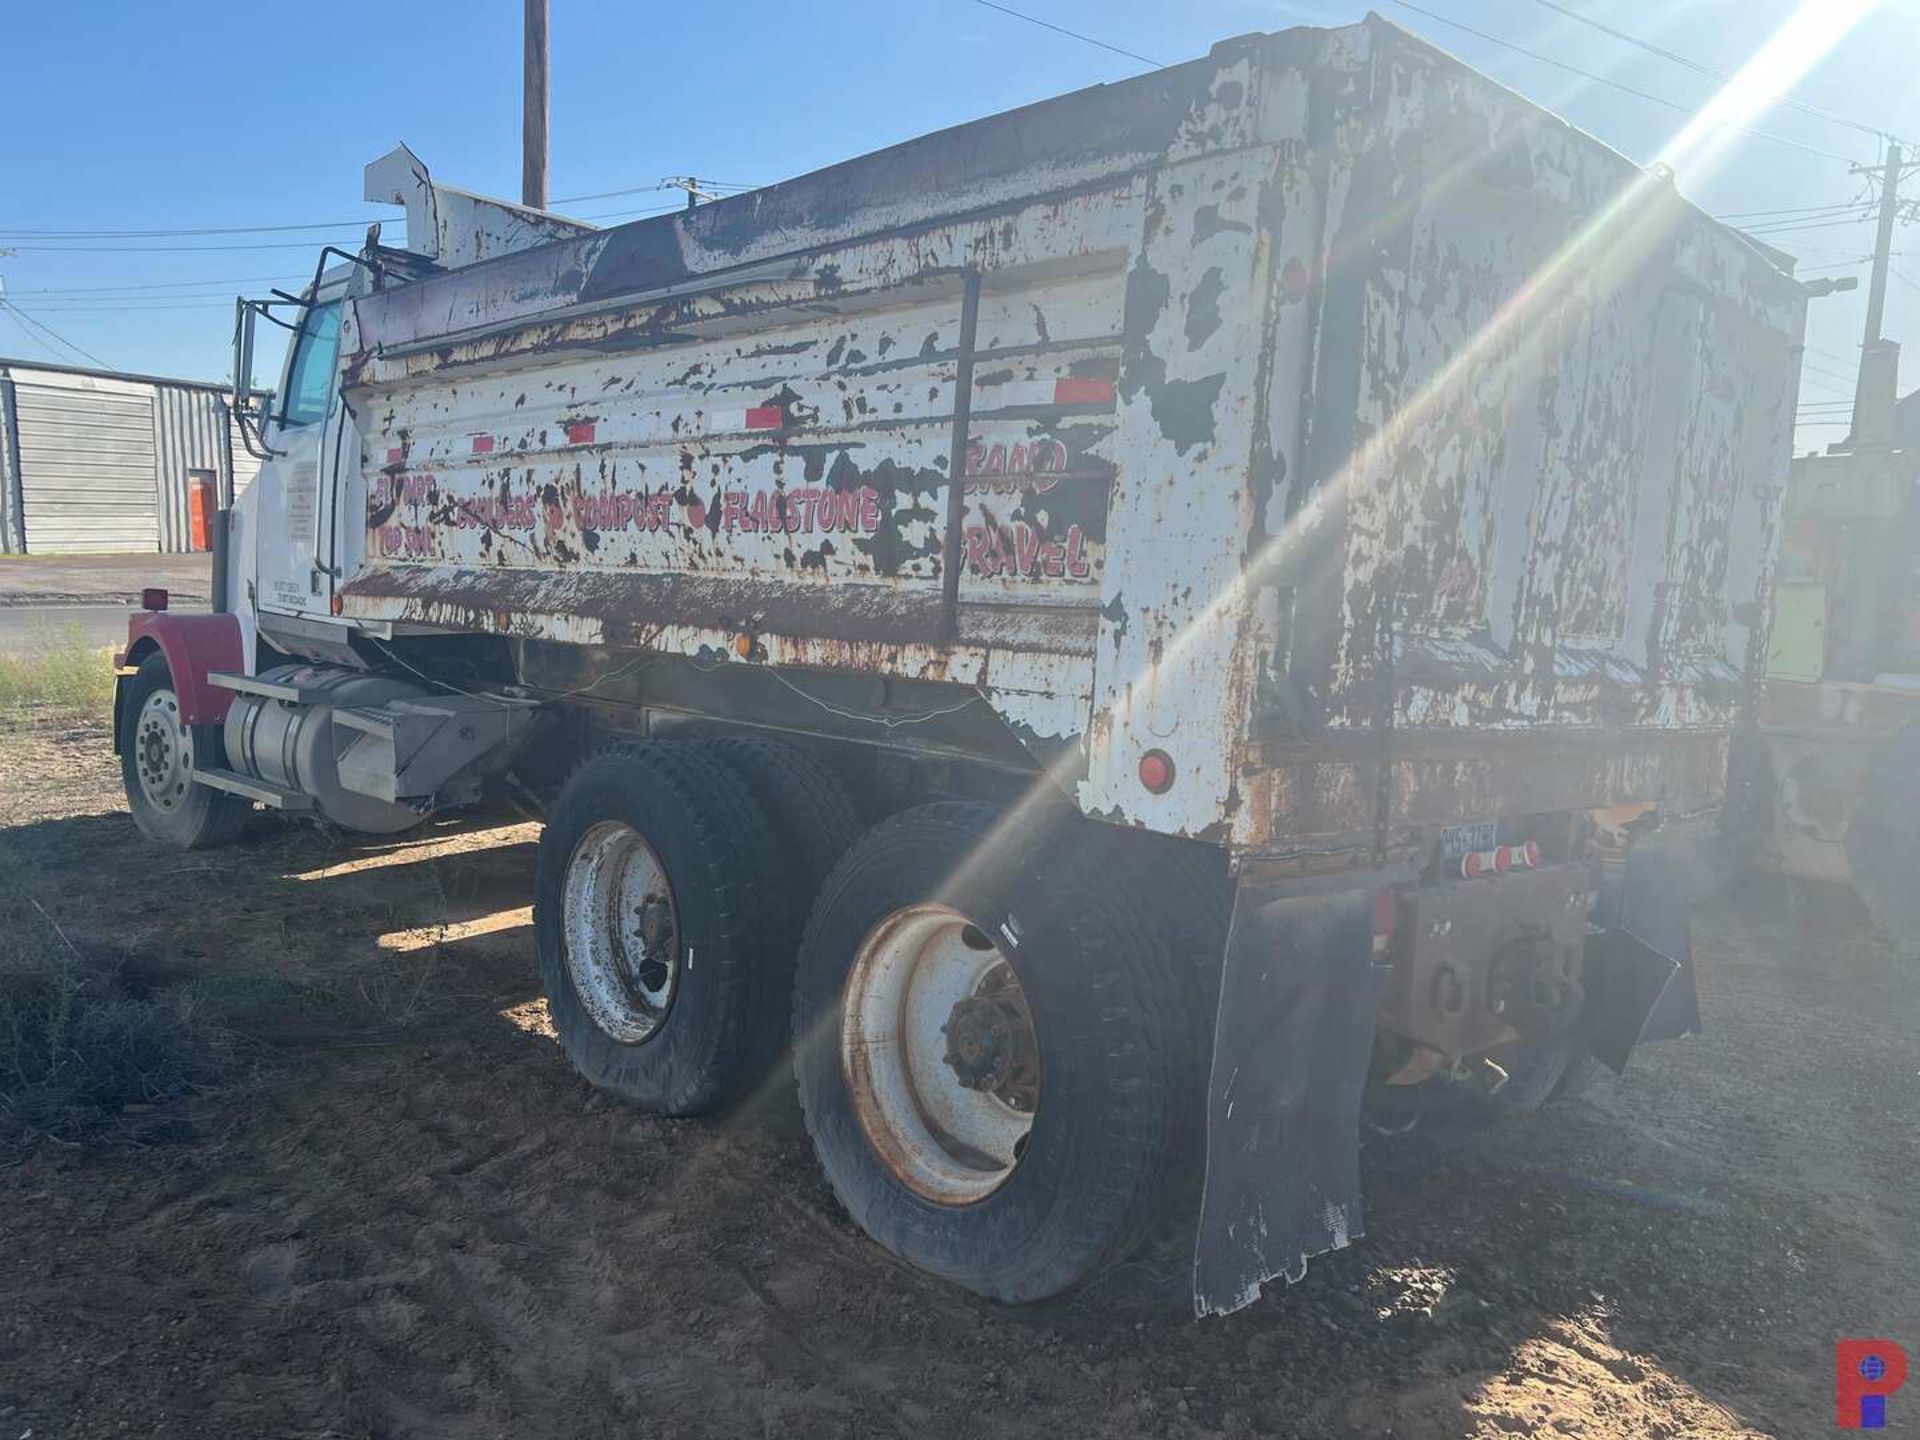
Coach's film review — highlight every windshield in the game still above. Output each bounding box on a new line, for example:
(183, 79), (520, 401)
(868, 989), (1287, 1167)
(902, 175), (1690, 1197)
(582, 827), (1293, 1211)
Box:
(279, 299), (342, 428)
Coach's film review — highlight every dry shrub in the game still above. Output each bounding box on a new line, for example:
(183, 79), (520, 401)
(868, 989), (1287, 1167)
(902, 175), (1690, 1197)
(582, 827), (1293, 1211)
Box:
(0, 884), (234, 1150)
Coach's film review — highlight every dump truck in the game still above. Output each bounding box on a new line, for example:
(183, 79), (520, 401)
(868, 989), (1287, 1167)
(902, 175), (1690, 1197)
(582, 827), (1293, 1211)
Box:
(112, 15), (1805, 1316)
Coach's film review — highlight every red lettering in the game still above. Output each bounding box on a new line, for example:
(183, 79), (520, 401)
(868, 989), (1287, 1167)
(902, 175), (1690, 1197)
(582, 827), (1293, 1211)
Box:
(722, 492), (748, 531)
(1015, 525), (1042, 576)
(859, 487), (880, 532)
(965, 526), (994, 576)
(1065, 524), (1090, 579)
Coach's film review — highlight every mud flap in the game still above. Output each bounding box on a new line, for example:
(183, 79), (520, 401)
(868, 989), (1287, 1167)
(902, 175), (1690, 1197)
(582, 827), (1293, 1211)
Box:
(1579, 837), (1702, 1073)
(1191, 875), (1395, 1318)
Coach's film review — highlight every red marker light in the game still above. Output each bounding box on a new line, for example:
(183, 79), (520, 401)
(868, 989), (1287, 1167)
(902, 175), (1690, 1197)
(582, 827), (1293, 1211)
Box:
(1138, 749), (1176, 795)
(140, 588), (168, 612)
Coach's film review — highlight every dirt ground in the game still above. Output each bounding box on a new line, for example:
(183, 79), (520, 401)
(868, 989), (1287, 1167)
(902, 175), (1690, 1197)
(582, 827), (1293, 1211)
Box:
(1, 722), (1915, 1439)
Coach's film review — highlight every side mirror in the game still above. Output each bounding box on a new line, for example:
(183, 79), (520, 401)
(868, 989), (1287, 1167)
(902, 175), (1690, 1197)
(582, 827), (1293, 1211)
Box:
(232, 296), (259, 421)
(231, 297), (287, 460)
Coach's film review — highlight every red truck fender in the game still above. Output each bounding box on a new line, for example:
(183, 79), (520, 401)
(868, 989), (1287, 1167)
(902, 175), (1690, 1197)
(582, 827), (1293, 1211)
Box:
(112, 610), (244, 752)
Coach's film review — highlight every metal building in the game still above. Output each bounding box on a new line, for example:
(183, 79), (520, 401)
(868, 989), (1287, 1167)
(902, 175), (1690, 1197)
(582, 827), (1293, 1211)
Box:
(0, 359), (261, 555)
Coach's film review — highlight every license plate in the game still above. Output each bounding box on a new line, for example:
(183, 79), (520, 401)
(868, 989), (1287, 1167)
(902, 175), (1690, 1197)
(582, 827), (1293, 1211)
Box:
(1439, 820), (1498, 860)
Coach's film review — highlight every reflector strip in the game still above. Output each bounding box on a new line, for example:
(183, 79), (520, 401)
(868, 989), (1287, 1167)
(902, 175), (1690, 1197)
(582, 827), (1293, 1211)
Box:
(975, 377), (1118, 410)
(1053, 377), (1116, 406)
(564, 421), (597, 445)
(470, 434), (495, 455)
(1460, 842), (1543, 880)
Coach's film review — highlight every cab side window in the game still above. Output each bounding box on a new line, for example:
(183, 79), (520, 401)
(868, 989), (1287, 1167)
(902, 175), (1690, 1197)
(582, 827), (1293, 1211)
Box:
(280, 300), (342, 428)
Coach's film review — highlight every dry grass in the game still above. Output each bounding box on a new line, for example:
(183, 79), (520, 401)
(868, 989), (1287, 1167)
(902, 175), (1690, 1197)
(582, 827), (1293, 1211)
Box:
(0, 625), (116, 729)
(0, 868), (237, 1151)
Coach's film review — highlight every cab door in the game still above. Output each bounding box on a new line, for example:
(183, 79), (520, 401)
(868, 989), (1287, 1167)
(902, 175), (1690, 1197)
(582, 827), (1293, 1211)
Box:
(250, 292), (349, 621)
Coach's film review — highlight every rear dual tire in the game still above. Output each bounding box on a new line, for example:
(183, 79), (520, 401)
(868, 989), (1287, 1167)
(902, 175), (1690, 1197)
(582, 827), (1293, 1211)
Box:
(534, 736), (858, 1117)
(791, 803), (1206, 1302)
(536, 760), (1210, 1302)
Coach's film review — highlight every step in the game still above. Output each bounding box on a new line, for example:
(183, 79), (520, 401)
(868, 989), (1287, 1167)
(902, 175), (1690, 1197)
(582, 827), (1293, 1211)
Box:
(191, 766), (315, 811)
(208, 671), (333, 705)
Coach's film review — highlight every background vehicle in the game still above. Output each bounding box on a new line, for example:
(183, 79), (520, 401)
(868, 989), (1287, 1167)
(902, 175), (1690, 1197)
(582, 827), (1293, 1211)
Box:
(112, 16), (1805, 1315)
(1751, 334), (1920, 944)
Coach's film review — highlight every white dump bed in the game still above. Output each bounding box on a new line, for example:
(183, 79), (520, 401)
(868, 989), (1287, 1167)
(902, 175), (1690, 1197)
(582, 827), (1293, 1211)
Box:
(324, 15), (1805, 850)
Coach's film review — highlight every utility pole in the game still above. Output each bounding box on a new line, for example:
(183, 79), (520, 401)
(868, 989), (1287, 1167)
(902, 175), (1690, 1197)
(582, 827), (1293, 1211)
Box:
(661, 176), (722, 211)
(1862, 141), (1902, 349)
(1848, 140), (1907, 448)
(522, 0), (549, 209)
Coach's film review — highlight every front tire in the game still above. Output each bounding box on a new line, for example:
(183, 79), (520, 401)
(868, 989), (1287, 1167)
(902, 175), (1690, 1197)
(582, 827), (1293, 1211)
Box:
(118, 652), (245, 850)
(792, 803), (1195, 1302)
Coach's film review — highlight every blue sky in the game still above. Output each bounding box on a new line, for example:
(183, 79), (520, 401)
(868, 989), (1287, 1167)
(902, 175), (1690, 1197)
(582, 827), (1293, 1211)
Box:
(5, 0), (1920, 451)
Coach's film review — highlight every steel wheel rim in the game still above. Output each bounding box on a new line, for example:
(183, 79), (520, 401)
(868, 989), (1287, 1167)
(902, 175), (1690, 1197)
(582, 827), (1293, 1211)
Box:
(563, 820), (680, 1043)
(134, 687), (193, 813)
(842, 902), (1039, 1206)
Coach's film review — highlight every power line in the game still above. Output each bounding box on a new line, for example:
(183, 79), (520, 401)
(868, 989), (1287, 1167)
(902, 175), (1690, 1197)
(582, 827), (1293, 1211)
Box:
(14, 299), (248, 313)
(1800, 369), (1856, 389)
(0, 172), (750, 256)
(1, 272), (305, 298)
(1388, 1), (1863, 163)
(969, 0), (1161, 68)
(1742, 212), (1878, 236)
(1522, 0), (1894, 144)
(0, 302), (113, 369)
(1, 194), (703, 253)
(552, 180), (755, 206)
(3, 239), (387, 253)
(1717, 201), (1875, 221)
(0, 218), (385, 240)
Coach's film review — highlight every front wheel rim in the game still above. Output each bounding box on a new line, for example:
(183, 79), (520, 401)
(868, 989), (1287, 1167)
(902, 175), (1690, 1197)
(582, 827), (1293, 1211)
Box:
(133, 687), (193, 812)
(842, 902), (1039, 1206)
(563, 820), (680, 1043)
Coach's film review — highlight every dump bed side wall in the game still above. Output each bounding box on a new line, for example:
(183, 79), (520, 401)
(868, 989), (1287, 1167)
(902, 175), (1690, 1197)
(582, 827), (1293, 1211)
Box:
(341, 36), (1313, 826)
